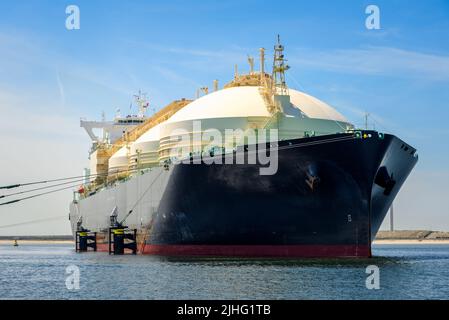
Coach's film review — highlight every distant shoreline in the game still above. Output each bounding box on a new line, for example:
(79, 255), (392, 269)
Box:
(373, 239), (449, 245)
(1, 231), (449, 246)
(0, 235), (73, 245)
(0, 235), (72, 241)
(0, 240), (73, 244)
(1, 240), (449, 246)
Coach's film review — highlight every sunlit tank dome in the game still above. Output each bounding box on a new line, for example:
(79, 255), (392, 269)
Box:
(289, 90), (348, 122)
(158, 86), (352, 160)
(164, 86), (348, 124)
(166, 86), (271, 123)
(108, 145), (128, 175)
(106, 99), (192, 177)
(128, 123), (162, 169)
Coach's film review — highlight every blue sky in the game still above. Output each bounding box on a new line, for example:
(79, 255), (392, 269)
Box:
(0, 0), (448, 234)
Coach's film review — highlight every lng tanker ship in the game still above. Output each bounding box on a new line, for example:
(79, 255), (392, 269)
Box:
(69, 39), (418, 257)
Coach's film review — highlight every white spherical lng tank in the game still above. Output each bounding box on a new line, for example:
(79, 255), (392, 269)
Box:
(108, 85), (353, 170)
(108, 123), (165, 175)
(108, 145), (128, 175)
(158, 86), (352, 161)
(128, 123), (162, 170)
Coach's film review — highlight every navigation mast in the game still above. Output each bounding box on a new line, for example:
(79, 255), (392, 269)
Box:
(133, 90), (149, 118)
(272, 35), (290, 95)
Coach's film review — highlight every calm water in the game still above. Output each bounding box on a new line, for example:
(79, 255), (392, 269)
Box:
(0, 243), (448, 300)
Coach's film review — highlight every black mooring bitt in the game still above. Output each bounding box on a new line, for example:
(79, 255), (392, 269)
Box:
(75, 230), (97, 252)
(108, 228), (137, 255)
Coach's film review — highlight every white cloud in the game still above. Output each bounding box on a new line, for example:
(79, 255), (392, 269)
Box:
(0, 90), (88, 235)
(56, 70), (65, 108)
(0, 31), (137, 99)
(134, 41), (254, 71)
(290, 46), (449, 81)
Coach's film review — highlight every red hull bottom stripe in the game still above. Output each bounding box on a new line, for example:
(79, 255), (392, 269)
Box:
(96, 243), (371, 258)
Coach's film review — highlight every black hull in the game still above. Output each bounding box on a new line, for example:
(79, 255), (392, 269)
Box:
(134, 131), (417, 257)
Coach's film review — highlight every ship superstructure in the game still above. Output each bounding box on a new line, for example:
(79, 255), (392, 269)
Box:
(80, 91), (150, 183)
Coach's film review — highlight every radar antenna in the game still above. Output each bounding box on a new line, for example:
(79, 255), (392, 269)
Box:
(133, 90), (150, 118)
(272, 35), (290, 95)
